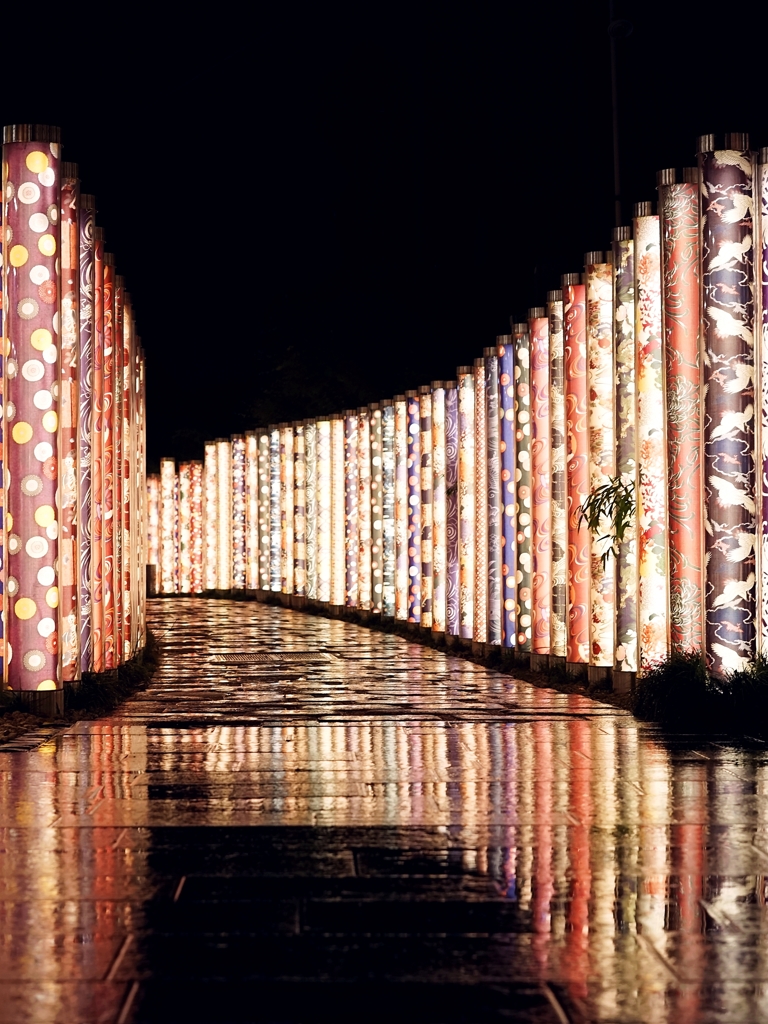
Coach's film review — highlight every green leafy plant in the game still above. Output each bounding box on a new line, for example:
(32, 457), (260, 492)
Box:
(579, 477), (635, 568)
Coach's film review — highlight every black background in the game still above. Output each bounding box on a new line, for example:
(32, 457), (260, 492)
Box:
(3, 2), (766, 469)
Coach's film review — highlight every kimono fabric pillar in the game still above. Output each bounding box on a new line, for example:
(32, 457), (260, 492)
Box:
(231, 435), (246, 590)
(316, 420), (332, 603)
(633, 204), (669, 670)
(498, 337), (516, 648)
(178, 462), (192, 593)
(343, 412), (358, 606)
(60, 162), (80, 680)
(431, 384), (447, 634)
(419, 387), (433, 628)
(279, 424), (294, 595)
(330, 414), (345, 607)
(257, 432), (270, 590)
(699, 134), (757, 675)
(484, 348), (502, 647)
(159, 459), (177, 593)
(444, 382), (460, 636)
(294, 422), (307, 598)
(562, 274), (590, 671)
(457, 368), (475, 639)
(3, 125), (62, 709)
(146, 476), (159, 578)
(585, 252), (616, 681)
(268, 427), (280, 592)
(245, 432), (259, 590)
(547, 292), (567, 660)
(203, 441), (218, 591)
(473, 359), (487, 644)
(761, 150), (768, 652)
(612, 226), (638, 679)
(304, 421), (317, 601)
(512, 323), (532, 652)
(90, 226), (105, 669)
(190, 460), (203, 593)
(528, 310), (551, 659)
(216, 439), (232, 591)
(356, 409), (371, 610)
(405, 390), (421, 622)
(393, 396), (408, 620)
(77, 193), (94, 672)
(380, 400), (396, 617)
(369, 406), (383, 614)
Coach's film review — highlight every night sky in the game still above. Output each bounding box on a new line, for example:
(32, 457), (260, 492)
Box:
(4, 4), (766, 471)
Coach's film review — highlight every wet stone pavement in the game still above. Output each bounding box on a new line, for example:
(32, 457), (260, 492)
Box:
(3, 601), (768, 1022)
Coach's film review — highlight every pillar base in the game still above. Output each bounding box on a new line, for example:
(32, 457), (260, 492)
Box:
(612, 669), (635, 694)
(530, 653), (549, 672)
(566, 660), (587, 679)
(587, 665), (612, 688)
(15, 689), (64, 718)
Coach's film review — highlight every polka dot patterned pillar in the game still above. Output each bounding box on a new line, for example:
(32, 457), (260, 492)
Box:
(3, 127), (62, 692)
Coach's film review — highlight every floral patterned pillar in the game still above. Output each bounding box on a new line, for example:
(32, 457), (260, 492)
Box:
(245, 431), (259, 590)
(759, 151), (768, 653)
(203, 441), (218, 591)
(216, 439), (232, 591)
(498, 337), (516, 648)
(369, 405), (383, 614)
(563, 274), (590, 666)
(484, 348), (502, 647)
(268, 427), (280, 592)
(528, 310), (551, 655)
(293, 422), (306, 597)
(101, 252), (116, 665)
(419, 386), (433, 628)
(330, 414), (345, 606)
(190, 460), (203, 594)
(633, 204), (669, 669)
(147, 475), (159, 574)
(513, 323), (532, 652)
(431, 383), (447, 633)
(445, 382), (460, 635)
(231, 435), (246, 590)
(159, 458), (176, 594)
(699, 134), (756, 674)
(279, 425), (294, 595)
(547, 293), (567, 659)
(473, 360), (487, 643)
(90, 225), (105, 669)
(112, 274), (124, 663)
(381, 401), (396, 616)
(257, 432), (270, 590)
(356, 409), (371, 610)
(405, 390), (421, 623)
(612, 227), (638, 674)
(659, 168), (704, 654)
(3, 126), (62, 699)
(178, 462), (192, 593)
(585, 252), (616, 670)
(457, 368), (475, 639)
(60, 162), (80, 679)
(343, 411), (358, 606)
(304, 421), (317, 600)
(77, 194), (95, 671)
(394, 395), (408, 620)
(316, 419), (332, 603)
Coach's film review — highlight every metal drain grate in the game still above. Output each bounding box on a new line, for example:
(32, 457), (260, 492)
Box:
(212, 651), (335, 664)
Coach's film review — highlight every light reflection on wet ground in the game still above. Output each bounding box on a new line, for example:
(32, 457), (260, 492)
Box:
(2, 599), (768, 1021)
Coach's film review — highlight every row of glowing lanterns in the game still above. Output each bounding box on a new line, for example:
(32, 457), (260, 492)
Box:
(151, 133), (766, 680)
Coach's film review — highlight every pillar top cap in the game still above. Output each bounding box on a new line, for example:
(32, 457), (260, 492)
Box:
(3, 124), (60, 144)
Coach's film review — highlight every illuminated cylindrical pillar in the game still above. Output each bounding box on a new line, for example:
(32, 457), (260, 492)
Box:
(257, 432), (270, 589)
(90, 225), (105, 669)
(280, 425), (294, 595)
(121, 293), (134, 659)
(330, 414), (345, 606)
(563, 274), (590, 665)
(216, 439), (232, 591)
(659, 167), (704, 653)
(528, 311), (551, 655)
(457, 368), (475, 638)
(547, 293), (567, 658)
(190, 460), (203, 594)
(484, 349), (502, 646)
(78, 194), (95, 672)
(178, 462), (192, 593)
(316, 419), (332, 603)
(305, 421), (317, 600)
(612, 227), (638, 674)
(498, 338), (516, 647)
(101, 253), (116, 666)
(473, 360), (487, 643)
(419, 386), (433, 628)
(394, 395), (408, 620)
(203, 441), (218, 591)
(445, 381), (460, 635)
(269, 427), (281, 592)
(160, 458), (177, 594)
(406, 390), (421, 622)
(147, 475), (159, 573)
(357, 409), (372, 610)
(381, 401), (396, 616)
(699, 134), (756, 674)
(431, 383), (447, 633)
(513, 323), (532, 651)
(760, 151), (768, 652)
(3, 126), (62, 694)
(60, 162), (80, 678)
(231, 435), (246, 590)
(113, 275), (124, 664)
(633, 206), (668, 668)
(294, 422), (306, 596)
(245, 432), (259, 590)
(369, 406), (383, 614)
(343, 411), (358, 606)
(585, 252), (615, 668)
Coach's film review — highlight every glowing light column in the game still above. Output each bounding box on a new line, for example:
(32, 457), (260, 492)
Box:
(269, 428), (280, 592)
(216, 439), (232, 591)
(513, 324), (532, 651)
(633, 205), (668, 668)
(344, 412), (358, 606)
(178, 462), (192, 593)
(528, 311), (551, 655)
(357, 409), (372, 610)
(394, 396), (408, 620)
(369, 406), (383, 614)
(60, 162), (80, 679)
(280, 425), (294, 595)
(419, 387), (433, 628)
(445, 382), (460, 635)
(406, 391), (421, 622)
(294, 422), (306, 597)
(102, 252), (116, 666)
(457, 368), (475, 638)
(585, 252), (615, 670)
(381, 401), (396, 616)
(190, 460), (203, 593)
(547, 293), (567, 659)
(257, 432), (270, 589)
(147, 475), (159, 574)
(316, 419), (332, 603)
(431, 383), (447, 633)
(78, 194), (95, 672)
(760, 151), (768, 651)
(231, 435), (246, 590)
(160, 458), (177, 594)
(245, 432), (259, 590)
(91, 225), (105, 669)
(203, 441), (218, 591)
(699, 134), (756, 674)
(304, 422), (317, 599)
(330, 415), (345, 606)
(498, 338), (516, 647)
(3, 126), (62, 696)
(612, 227), (638, 674)
(659, 167), (703, 653)
(562, 274), (590, 666)
(484, 348), (502, 647)
(473, 360), (488, 643)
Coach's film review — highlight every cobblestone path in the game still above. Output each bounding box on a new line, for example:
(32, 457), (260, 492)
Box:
(2, 598), (768, 1022)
